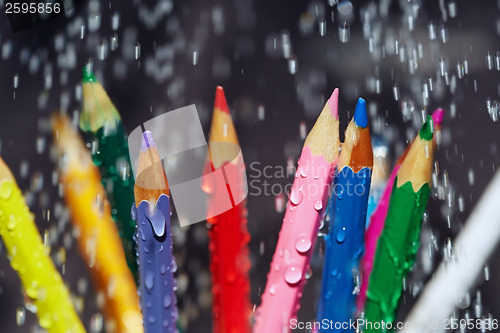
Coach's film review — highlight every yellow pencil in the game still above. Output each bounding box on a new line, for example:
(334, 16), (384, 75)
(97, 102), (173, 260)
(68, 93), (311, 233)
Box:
(52, 114), (143, 333)
(0, 157), (85, 333)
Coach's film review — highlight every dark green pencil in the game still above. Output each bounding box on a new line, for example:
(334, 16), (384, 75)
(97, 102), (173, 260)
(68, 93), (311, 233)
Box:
(80, 66), (138, 283)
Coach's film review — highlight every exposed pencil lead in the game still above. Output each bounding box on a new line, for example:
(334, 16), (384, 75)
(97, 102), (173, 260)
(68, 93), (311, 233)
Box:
(354, 98), (368, 128)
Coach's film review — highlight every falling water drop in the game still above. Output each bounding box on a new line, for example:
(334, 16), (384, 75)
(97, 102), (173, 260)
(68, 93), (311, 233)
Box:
(428, 21), (437, 40)
(135, 43), (141, 60)
(319, 18), (327, 36)
(393, 83), (400, 101)
(16, 307), (25, 326)
(111, 34), (119, 51)
(111, 12), (120, 30)
(468, 168), (475, 185)
(288, 55), (297, 74)
(486, 52), (494, 70)
(338, 22), (350, 43)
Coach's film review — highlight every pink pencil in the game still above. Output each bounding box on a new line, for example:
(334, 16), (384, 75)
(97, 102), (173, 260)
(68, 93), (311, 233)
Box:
(254, 89), (340, 333)
(357, 108), (444, 313)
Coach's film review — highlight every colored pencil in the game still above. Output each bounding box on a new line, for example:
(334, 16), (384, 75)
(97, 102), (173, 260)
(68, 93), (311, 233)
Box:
(206, 86), (252, 333)
(363, 115), (435, 332)
(401, 169), (500, 333)
(254, 89), (340, 333)
(316, 98), (373, 332)
(133, 131), (178, 333)
(80, 67), (138, 282)
(358, 108), (444, 313)
(0, 157), (85, 333)
(52, 114), (143, 333)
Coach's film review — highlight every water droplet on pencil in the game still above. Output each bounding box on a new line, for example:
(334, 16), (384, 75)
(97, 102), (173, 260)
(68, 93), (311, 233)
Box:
(284, 264), (302, 285)
(145, 270), (155, 292)
(295, 235), (312, 254)
(226, 270), (236, 283)
(269, 285), (277, 295)
(0, 182), (13, 200)
(7, 218), (17, 231)
(289, 186), (303, 205)
(313, 200), (323, 211)
(298, 165), (308, 177)
(163, 295), (172, 308)
(336, 227), (346, 243)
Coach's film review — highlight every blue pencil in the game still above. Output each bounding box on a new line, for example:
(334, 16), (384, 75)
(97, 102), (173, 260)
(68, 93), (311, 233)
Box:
(133, 131), (178, 333)
(317, 99), (373, 332)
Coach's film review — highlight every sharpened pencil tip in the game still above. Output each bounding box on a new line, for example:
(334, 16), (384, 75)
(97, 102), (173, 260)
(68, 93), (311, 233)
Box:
(354, 97), (368, 128)
(431, 108), (444, 127)
(215, 86), (230, 114)
(82, 65), (97, 83)
(327, 88), (339, 119)
(419, 115), (434, 141)
(140, 131), (157, 152)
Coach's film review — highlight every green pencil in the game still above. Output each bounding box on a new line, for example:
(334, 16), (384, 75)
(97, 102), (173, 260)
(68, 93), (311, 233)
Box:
(80, 66), (138, 283)
(363, 116), (435, 332)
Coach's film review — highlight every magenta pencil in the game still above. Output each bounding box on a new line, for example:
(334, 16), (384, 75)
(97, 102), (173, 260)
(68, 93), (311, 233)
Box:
(254, 89), (340, 333)
(357, 108), (444, 313)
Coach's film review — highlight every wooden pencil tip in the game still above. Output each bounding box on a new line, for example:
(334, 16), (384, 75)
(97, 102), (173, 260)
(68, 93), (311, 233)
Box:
(431, 108), (444, 127)
(215, 86), (230, 114)
(0, 157), (15, 183)
(327, 88), (339, 119)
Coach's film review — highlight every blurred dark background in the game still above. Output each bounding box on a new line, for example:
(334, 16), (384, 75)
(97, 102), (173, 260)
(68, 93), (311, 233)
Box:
(0, 0), (499, 331)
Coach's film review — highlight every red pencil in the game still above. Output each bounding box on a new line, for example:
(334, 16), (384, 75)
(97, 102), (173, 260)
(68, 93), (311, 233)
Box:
(206, 87), (251, 333)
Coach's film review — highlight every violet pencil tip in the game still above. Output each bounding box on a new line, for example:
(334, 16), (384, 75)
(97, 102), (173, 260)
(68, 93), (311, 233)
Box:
(140, 130), (156, 152)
